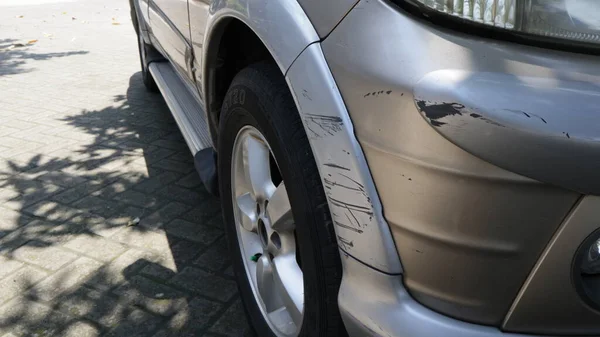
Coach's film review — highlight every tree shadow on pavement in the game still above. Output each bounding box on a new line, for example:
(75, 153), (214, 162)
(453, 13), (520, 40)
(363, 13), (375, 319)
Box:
(0, 72), (253, 336)
(0, 38), (88, 77)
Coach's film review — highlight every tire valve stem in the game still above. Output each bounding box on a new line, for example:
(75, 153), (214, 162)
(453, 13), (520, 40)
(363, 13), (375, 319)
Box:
(250, 253), (263, 262)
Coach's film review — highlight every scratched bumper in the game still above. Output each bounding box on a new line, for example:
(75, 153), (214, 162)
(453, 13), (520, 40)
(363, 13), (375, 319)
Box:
(322, 0), (590, 329)
(338, 253), (544, 337)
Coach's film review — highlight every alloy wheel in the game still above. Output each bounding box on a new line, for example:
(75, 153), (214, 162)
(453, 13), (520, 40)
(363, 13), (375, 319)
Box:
(231, 125), (304, 336)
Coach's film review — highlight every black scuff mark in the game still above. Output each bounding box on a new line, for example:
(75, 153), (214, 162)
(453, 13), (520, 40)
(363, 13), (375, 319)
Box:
(337, 236), (354, 249)
(400, 93), (404, 96)
(301, 89), (312, 101)
(303, 114), (343, 137)
(563, 132), (571, 138)
(470, 113), (482, 118)
(323, 163), (351, 171)
(415, 249), (423, 254)
(328, 197), (373, 216)
(504, 109), (547, 124)
(345, 210), (362, 231)
(338, 173), (365, 189)
(343, 150), (350, 155)
(333, 220), (364, 234)
(415, 101), (465, 127)
(365, 90), (392, 98)
(305, 123), (321, 139)
(324, 178), (362, 193)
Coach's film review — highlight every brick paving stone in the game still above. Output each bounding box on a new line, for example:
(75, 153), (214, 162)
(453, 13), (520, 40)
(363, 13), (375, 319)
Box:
(0, 266), (49, 304)
(163, 219), (222, 245)
(63, 234), (128, 262)
(168, 239), (205, 265)
(104, 309), (163, 337)
(0, 0), (246, 334)
(113, 275), (187, 316)
(29, 256), (103, 302)
(194, 237), (231, 272)
(0, 297), (73, 337)
(153, 297), (222, 336)
(12, 241), (78, 271)
(62, 321), (102, 337)
(169, 267), (237, 302)
(139, 202), (191, 230)
(209, 300), (254, 337)
(0, 256), (24, 280)
(56, 286), (133, 329)
(132, 171), (182, 194)
(180, 197), (222, 224)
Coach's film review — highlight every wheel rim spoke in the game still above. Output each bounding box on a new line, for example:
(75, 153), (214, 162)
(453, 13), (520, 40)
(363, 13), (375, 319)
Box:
(267, 182), (294, 232)
(272, 254), (304, 328)
(236, 192), (257, 232)
(256, 255), (283, 312)
(243, 136), (275, 201)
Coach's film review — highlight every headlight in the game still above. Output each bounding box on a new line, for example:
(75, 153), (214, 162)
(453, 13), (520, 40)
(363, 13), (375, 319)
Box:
(410, 0), (600, 46)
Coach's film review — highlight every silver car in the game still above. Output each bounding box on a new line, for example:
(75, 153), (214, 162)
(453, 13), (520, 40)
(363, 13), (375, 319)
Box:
(129, 0), (600, 335)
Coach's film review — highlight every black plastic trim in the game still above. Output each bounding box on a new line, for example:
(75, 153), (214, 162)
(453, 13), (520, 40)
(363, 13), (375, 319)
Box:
(194, 148), (219, 196)
(388, 0), (600, 56)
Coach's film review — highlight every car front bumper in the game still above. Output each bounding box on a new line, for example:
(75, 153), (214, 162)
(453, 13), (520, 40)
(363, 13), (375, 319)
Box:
(338, 254), (542, 337)
(322, 0), (600, 334)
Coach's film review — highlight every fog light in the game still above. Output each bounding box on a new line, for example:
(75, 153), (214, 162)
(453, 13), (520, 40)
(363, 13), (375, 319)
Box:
(582, 237), (600, 274)
(574, 230), (600, 309)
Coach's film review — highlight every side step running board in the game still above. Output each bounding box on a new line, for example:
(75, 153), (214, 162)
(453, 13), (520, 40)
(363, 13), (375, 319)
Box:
(149, 62), (218, 196)
(148, 62), (212, 152)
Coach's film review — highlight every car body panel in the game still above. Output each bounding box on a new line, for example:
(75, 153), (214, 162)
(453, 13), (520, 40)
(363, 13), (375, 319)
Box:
(286, 43), (403, 274)
(148, 0), (192, 79)
(322, 0), (584, 325)
(503, 195), (600, 335)
(200, 0), (319, 85)
(338, 252), (547, 337)
(296, 0), (358, 38)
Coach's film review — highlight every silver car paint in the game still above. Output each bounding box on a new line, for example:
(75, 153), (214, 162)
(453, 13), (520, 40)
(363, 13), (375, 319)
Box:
(148, 0), (192, 78)
(189, 0), (319, 144)
(296, 0), (358, 38)
(337, 252), (549, 337)
(322, 0), (583, 325)
(286, 43), (402, 274)
(200, 0), (319, 85)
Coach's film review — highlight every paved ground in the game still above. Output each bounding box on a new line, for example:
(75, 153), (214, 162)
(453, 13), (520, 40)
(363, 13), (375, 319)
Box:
(0, 0), (252, 336)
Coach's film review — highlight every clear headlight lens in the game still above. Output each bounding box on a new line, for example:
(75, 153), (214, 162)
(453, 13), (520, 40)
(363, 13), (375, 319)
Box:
(414, 0), (600, 45)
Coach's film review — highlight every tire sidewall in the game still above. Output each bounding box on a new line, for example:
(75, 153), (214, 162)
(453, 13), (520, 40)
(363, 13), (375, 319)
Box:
(218, 76), (325, 337)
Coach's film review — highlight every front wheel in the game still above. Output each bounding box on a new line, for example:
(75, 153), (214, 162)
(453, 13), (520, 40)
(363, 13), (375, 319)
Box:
(218, 62), (346, 337)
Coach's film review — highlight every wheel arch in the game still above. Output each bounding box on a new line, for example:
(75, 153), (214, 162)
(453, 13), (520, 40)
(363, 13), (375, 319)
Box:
(202, 0), (319, 145)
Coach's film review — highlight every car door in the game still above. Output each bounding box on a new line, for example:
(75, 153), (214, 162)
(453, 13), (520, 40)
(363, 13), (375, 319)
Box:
(149, 0), (192, 81)
(187, 0), (210, 99)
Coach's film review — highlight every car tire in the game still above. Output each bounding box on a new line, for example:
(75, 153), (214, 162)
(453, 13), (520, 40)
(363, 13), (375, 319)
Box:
(135, 25), (158, 92)
(218, 62), (347, 337)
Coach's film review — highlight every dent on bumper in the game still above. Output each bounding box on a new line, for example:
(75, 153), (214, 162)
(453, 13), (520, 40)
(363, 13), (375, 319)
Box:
(414, 70), (600, 196)
(338, 253), (545, 337)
